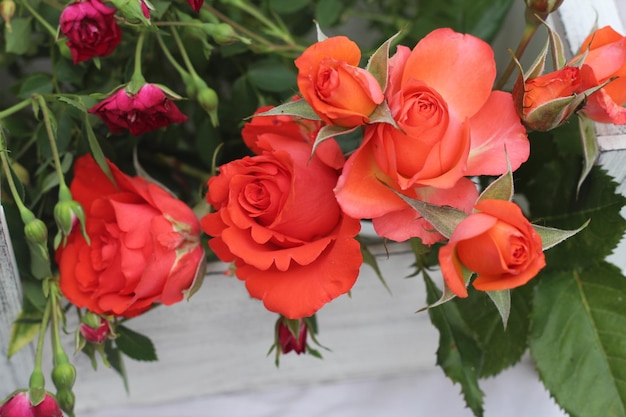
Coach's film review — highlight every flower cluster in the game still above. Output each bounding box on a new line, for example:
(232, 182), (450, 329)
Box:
(2, 1), (626, 416)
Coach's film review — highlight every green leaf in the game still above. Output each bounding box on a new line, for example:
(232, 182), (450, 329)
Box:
(478, 168), (513, 202)
(485, 290), (510, 329)
(247, 60), (297, 93)
(358, 237), (390, 294)
(365, 32), (399, 92)
(8, 311), (41, 358)
(5, 18), (32, 55)
(456, 285), (532, 378)
(533, 220), (589, 251)
(253, 99), (320, 120)
(409, 0), (514, 42)
(424, 272), (485, 417)
(389, 191), (467, 239)
(115, 325), (158, 362)
(14, 73), (54, 100)
(577, 114), (599, 193)
(104, 343), (129, 393)
(268, 0), (309, 14)
(314, 0), (343, 28)
(530, 262), (626, 417)
(83, 113), (116, 187)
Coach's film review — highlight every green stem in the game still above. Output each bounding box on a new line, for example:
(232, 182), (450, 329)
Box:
(17, 0), (57, 38)
(0, 99), (32, 120)
(35, 95), (67, 189)
(132, 30), (148, 84)
(49, 285), (64, 359)
(494, 16), (541, 90)
(0, 130), (30, 215)
(170, 27), (201, 79)
(155, 33), (190, 78)
(34, 299), (52, 373)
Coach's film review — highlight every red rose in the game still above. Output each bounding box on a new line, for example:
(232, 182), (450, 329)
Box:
(56, 154), (205, 318)
(88, 83), (188, 136)
(573, 26), (626, 124)
(295, 36), (384, 128)
(59, 0), (122, 64)
(335, 29), (529, 243)
(201, 112), (362, 318)
(438, 199), (546, 298)
(0, 391), (63, 417)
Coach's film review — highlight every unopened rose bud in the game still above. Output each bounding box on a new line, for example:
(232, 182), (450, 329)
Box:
(197, 87), (219, 126)
(23, 216), (52, 279)
(51, 362), (76, 391)
(203, 23), (238, 45)
(80, 315), (110, 344)
(277, 318), (307, 355)
(0, 391), (63, 417)
(524, 0), (565, 15)
(513, 66), (585, 131)
(109, 0), (151, 25)
(24, 217), (48, 246)
(53, 199), (87, 248)
(0, 0), (16, 32)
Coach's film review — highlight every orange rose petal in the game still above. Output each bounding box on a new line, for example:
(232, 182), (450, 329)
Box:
(467, 91), (529, 176)
(438, 243), (468, 298)
(402, 28), (496, 119)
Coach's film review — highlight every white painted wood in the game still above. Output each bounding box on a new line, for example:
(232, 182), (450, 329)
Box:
(0, 205), (35, 400)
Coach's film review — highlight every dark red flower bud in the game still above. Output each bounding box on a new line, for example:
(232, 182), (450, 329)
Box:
(0, 391), (62, 417)
(277, 319), (307, 355)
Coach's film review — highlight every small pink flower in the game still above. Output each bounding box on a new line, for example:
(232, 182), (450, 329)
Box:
(187, 0), (203, 12)
(88, 84), (188, 136)
(0, 391), (63, 417)
(80, 318), (110, 344)
(278, 319), (307, 355)
(59, 0), (122, 64)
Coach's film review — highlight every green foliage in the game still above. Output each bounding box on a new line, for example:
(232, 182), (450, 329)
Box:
(114, 325), (158, 362)
(5, 18), (33, 55)
(531, 262), (626, 417)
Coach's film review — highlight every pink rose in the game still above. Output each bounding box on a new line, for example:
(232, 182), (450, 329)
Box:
(88, 83), (188, 136)
(0, 391), (62, 417)
(573, 26), (626, 124)
(335, 28), (529, 243)
(59, 0), (122, 64)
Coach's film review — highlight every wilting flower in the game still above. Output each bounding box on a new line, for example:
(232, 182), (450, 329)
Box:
(56, 154), (205, 318)
(89, 83), (188, 136)
(438, 199), (546, 297)
(59, 0), (122, 64)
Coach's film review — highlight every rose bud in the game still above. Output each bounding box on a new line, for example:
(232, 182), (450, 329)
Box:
(197, 86), (219, 126)
(277, 318), (307, 355)
(109, 0), (151, 25)
(0, 0), (16, 32)
(512, 66), (584, 131)
(0, 391), (63, 417)
(438, 199), (546, 298)
(59, 0), (122, 64)
(80, 316), (110, 344)
(88, 83), (188, 136)
(524, 0), (565, 15)
(187, 0), (203, 12)
(295, 36), (384, 128)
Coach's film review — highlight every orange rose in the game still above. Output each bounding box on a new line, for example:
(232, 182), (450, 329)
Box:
(295, 36), (384, 128)
(335, 29), (529, 243)
(438, 199), (546, 298)
(513, 66), (583, 131)
(202, 111), (362, 318)
(574, 26), (626, 124)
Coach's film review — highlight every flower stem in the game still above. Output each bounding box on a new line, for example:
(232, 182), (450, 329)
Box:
(34, 298), (52, 375)
(130, 30), (148, 88)
(0, 99), (32, 120)
(170, 27), (201, 79)
(17, 0), (57, 38)
(156, 33), (190, 78)
(0, 130), (30, 215)
(35, 95), (67, 189)
(494, 14), (541, 90)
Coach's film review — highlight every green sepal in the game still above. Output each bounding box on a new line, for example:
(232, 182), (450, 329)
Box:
(477, 167), (513, 203)
(365, 31), (400, 93)
(252, 99), (321, 121)
(486, 289), (511, 329)
(577, 114), (599, 193)
(358, 236), (390, 294)
(532, 220), (589, 251)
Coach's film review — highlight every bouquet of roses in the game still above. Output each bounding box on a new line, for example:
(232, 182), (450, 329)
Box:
(1, 0), (625, 416)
